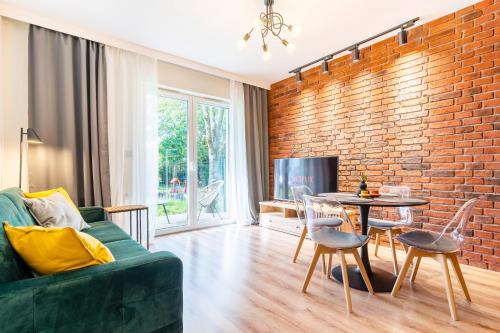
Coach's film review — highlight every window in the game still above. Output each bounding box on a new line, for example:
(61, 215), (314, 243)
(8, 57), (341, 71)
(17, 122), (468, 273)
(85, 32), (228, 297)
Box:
(157, 91), (231, 234)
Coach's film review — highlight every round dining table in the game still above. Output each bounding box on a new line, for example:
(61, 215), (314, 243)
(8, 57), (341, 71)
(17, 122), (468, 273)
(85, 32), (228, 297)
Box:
(318, 192), (428, 293)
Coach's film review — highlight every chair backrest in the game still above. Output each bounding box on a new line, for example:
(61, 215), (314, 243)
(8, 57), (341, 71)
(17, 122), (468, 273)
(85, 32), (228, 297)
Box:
(199, 180), (224, 207)
(303, 195), (360, 244)
(380, 185), (413, 226)
(291, 185), (313, 225)
(432, 196), (484, 247)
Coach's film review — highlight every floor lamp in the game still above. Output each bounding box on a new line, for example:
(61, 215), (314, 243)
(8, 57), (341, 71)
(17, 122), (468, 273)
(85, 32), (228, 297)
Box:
(19, 127), (43, 189)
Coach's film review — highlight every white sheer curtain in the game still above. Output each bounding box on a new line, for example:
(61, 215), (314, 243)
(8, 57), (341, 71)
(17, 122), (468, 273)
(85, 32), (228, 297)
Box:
(0, 17), (29, 190)
(106, 46), (159, 243)
(228, 80), (252, 225)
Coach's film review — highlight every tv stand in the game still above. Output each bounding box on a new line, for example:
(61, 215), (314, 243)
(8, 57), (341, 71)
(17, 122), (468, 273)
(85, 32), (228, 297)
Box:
(260, 201), (298, 218)
(259, 200), (357, 237)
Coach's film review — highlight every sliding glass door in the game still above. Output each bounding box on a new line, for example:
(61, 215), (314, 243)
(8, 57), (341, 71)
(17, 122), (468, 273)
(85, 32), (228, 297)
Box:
(196, 101), (228, 224)
(157, 95), (190, 229)
(157, 91), (230, 234)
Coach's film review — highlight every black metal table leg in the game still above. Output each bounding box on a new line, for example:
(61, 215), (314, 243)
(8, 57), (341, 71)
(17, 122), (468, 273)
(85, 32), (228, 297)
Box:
(146, 207), (150, 250)
(129, 211), (133, 238)
(139, 209), (142, 245)
(332, 205), (397, 293)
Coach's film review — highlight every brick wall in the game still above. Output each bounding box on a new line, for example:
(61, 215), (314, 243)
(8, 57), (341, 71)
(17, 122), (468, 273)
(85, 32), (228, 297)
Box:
(268, 0), (499, 270)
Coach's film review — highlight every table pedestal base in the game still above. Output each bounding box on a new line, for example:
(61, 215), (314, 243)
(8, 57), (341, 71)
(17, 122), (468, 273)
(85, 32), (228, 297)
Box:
(332, 264), (397, 293)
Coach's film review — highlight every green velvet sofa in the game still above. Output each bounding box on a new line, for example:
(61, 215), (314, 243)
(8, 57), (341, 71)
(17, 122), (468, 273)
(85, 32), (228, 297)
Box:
(0, 188), (183, 333)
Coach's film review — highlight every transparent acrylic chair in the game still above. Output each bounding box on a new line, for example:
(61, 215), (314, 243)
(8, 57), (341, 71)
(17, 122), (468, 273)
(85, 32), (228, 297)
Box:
(367, 186), (413, 275)
(302, 195), (373, 313)
(291, 186), (343, 269)
(391, 196), (484, 321)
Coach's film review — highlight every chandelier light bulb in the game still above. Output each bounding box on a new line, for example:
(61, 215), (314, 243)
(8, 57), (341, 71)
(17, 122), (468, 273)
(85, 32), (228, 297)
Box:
(238, 32), (252, 49)
(262, 44), (271, 61)
(291, 24), (301, 37)
(287, 42), (296, 53)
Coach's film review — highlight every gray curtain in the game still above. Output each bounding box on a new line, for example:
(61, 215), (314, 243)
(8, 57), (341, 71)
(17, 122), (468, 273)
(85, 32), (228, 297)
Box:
(243, 83), (269, 222)
(28, 25), (111, 207)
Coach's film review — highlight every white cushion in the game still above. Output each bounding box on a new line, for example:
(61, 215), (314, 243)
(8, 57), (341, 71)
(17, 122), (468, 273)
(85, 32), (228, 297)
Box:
(23, 193), (90, 231)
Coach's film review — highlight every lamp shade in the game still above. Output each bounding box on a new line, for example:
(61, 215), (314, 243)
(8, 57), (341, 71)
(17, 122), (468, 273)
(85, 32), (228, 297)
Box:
(26, 128), (43, 144)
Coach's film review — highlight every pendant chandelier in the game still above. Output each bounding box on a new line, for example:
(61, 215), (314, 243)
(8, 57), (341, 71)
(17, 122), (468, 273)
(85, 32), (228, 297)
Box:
(239, 0), (297, 60)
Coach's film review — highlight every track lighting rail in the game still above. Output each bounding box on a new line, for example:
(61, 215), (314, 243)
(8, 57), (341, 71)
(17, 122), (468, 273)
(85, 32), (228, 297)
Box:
(289, 17), (419, 76)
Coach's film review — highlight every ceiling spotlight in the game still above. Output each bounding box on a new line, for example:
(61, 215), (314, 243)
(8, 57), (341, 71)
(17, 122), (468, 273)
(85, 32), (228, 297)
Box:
(351, 47), (360, 63)
(295, 71), (302, 84)
(398, 28), (408, 45)
(322, 59), (329, 74)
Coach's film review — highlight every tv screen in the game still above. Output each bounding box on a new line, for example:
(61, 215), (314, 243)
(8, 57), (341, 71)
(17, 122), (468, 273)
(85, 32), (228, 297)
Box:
(273, 156), (339, 201)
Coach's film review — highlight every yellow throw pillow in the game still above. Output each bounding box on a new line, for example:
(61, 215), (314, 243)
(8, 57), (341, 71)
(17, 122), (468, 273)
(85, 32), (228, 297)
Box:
(24, 187), (79, 212)
(3, 222), (114, 275)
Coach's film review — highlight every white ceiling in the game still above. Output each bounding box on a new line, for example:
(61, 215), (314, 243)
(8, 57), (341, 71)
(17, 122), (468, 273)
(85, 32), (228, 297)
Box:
(1, 0), (479, 86)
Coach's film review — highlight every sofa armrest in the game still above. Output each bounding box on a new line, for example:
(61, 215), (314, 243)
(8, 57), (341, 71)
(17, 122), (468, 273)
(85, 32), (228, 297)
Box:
(0, 252), (183, 333)
(79, 206), (108, 223)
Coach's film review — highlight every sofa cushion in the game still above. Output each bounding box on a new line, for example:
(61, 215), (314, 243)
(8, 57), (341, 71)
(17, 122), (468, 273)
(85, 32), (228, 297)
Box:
(105, 239), (149, 260)
(4, 222), (115, 275)
(83, 221), (131, 244)
(0, 188), (36, 283)
(23, 193), (90, 230)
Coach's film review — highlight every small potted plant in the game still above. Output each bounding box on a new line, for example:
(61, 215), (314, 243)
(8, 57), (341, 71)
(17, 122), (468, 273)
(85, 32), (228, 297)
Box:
(356, 174), (368, 196)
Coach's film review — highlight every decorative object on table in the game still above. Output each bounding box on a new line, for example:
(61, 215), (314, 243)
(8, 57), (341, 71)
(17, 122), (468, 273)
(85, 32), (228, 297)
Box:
(239, 0), (297, 60)
(301, 195), (373, 313)
(367, 186), (412, 275)
(359, 190), (371, 198)
(370, 189), (381, 198)
(105, 205), (150, 249)
(356, 174), (368, 196)
(392, 196), (485, 321)
(18, 127), (43, 188)
(23, 192), (90, 231)
(3, 222), (114, 275)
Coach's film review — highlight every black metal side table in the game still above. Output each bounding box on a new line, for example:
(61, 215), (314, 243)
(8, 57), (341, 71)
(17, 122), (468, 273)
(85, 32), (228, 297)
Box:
(104, 205), (150, 249)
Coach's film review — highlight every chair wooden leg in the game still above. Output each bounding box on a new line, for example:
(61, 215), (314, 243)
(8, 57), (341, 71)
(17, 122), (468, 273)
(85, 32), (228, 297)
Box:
(302, 245), (323, 292)
(374, 233), (381, 257)
(321, 254), (327, 275)
(448, 254), (471, 302)
(388, 229), (399, 276)
(438, 254), (458, 321)
(327, 253), (333, 278)
(338, 250), (352, 313)
(391, 247), (416, 297)
(351, 248), (374, 295)
(410, 256), (421, 284)
(293, 226), (307, 263)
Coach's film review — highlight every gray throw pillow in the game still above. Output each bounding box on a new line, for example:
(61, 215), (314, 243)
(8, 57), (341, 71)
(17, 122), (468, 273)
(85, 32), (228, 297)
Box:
(23, 193), (90, 231)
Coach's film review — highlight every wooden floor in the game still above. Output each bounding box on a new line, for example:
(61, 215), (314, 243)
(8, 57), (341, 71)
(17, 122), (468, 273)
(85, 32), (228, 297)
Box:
(152, 225), (500, 333)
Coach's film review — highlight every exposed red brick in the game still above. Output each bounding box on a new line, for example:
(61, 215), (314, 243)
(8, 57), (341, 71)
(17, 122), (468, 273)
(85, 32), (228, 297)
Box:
(267, 0), (499, 271)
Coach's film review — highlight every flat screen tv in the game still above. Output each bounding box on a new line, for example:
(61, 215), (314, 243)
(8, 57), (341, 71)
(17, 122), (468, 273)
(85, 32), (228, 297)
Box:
(273, 156), (339, 201)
